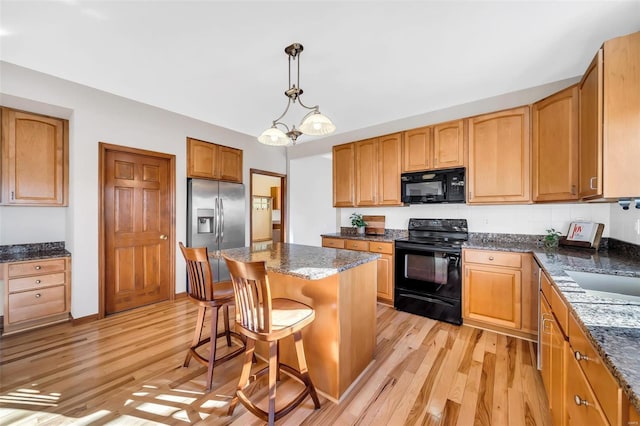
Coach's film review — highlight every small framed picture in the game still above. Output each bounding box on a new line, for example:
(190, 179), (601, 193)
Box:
(561, 222), (604, 249)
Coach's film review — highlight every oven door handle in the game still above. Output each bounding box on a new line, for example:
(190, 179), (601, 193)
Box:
(395, 242), (462, 253)
(398, 293), (456, 307)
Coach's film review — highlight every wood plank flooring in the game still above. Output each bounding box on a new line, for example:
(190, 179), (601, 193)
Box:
(0, 299), (551, 425)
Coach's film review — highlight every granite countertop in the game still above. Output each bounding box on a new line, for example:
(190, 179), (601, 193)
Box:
(218, 242), (380, 280)
(464, 234), (640, 411)
(321, 228), (407, 243)
(0, 242), (71, 263)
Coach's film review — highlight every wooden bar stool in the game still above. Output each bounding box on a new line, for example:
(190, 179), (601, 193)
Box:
(223, 255), (321, 425)
(179, 242), (245, 391)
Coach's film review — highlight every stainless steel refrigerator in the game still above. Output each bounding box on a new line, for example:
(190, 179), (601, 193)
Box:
(187, 178), (246, 282)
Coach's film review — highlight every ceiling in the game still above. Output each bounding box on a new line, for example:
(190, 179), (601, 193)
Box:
(1, 1), (639, 143)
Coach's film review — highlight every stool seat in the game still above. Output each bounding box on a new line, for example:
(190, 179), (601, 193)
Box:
(223, 255), (321, 426)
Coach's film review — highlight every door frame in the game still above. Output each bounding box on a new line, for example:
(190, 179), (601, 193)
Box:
(98, 142), (176, 319)
(249, 168), (287, 244)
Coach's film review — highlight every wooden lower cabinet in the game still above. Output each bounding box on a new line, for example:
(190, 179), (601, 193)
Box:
(541, 293), (568, 426)
(565, 347), (609, 425)
(462, 249), (536, 339)
(322, 237), (394, 304)
(3, 256), (71, 335)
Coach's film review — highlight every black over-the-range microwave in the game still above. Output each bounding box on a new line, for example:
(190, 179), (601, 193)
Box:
(400, 167), (466, 204)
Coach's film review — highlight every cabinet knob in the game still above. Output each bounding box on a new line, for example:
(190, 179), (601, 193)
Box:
(35, 293), (42, 298)
(35, 265), (42, 270)
(488, 256), (494, 261)
(574, 350), (589, 362)
(574, 395), (589, 407)
(35, 279), (41, 284)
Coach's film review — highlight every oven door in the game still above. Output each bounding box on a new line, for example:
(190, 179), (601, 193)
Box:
(394, 241), (462, 325)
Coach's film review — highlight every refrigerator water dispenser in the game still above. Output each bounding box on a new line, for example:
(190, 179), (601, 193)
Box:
(196, 209), (215, 233)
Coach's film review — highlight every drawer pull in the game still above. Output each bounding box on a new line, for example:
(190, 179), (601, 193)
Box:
(488, 256), (494, 261)
(35, 279), (42, 284)
(574, 350), (590, 362)
(35, 265), (42, 270)
(574, 395), (589, 407)
(35, 293), (42, 298)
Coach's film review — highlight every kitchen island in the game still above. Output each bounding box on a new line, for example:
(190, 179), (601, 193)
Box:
(219, 243), (380, 401)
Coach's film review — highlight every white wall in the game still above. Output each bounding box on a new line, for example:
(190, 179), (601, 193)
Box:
(289, 153), (337, 246)
(609, 203), (640, 245)
(0, 61), (287, 319)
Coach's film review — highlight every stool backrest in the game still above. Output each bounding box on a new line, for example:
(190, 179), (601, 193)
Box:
(223, 255), (273, 334)
(179, 242), (214, 301)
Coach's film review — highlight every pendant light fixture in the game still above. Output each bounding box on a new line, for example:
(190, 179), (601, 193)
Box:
(258, 43), (336, 146)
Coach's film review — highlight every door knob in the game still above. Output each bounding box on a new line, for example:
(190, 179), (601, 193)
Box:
(160, 234), (168, 240)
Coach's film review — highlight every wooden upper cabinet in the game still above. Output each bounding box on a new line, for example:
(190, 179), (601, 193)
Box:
(332, 143), (355, 207)
(1, 108), (68, 206)
(355, 138), (378, 206)
(377, 133), (402, 205)
(532, 85), (579, 201)
(578, 49), (603, 199)
(402, 126), (432, 172)
(433, 120), (465, 169)
(467, 106), (531, 204)
(187, 137), (242, 183)
(602, 31), (640, 198)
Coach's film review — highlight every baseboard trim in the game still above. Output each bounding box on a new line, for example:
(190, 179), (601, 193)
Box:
(72, 314), (99, 326)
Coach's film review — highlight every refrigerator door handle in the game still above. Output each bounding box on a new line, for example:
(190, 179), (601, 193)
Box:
(214, 197), (219, 243)
(220, 198), (225, 243)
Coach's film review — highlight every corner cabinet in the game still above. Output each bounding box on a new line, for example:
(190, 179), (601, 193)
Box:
(3, 256), (72, 335)
(532, 85), (579, 201)
(579, 31), (640, 199)
(322, 237), (394, 304)
(467, 107), (531, 204)
(186, 137), (243, 183)
(0, 107), (69, 206)
(462, 249), (536, 340)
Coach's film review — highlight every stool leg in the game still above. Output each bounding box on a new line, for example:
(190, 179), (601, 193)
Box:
(184, 305), (206, 367)
(205, 307), (220, 391)
(293, 331), (321, 409)
(228, 338), (255, 416)
(223, 304), (232, 347)
(268, 341), (278, 426)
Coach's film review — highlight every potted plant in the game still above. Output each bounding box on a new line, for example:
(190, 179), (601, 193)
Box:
(350, 213), (367, 235)
(544, 228), (562, 249)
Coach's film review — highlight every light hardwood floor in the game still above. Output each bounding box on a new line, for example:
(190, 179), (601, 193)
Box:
(0, 299), (551, 425)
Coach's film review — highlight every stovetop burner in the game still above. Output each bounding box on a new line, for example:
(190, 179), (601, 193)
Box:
(398, 218), (469, 246)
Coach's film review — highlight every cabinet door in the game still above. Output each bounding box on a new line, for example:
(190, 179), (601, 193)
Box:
(540, 294), (553, 399)
(433, 120), (465, 169)
(467, 107), (531, 203)
(533, 86), (579, 201)
(578, 50), (603, 199)
(566, 344), (608, 426)
(2, 109), (67, 205)
(463, 264), (522, 329)
(376, 253), (394, 304)
(377, 133), (402, 205)
(218, 146), (243, 183)
(603, 31), (640, 198)
(355, 138), (378, 206)
(332, 143), (355, 207)
(187, 138), (219, 179)
(550, 318), (567, 426)
(402, 126), (432, 172)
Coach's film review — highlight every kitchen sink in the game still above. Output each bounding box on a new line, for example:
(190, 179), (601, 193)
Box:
(565, 270), (640, 303)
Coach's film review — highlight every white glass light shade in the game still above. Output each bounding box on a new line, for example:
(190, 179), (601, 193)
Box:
(258, 127), (290, 146)
(299, 111), (336, 136)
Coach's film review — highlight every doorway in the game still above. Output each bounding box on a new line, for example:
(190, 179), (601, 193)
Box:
(99, 143), (176, 318)
(250, 169), (286, 249)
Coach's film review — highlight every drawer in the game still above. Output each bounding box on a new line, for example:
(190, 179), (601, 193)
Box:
(345, 240), (369, 252)
(463, 250), (522, 268)
(569, 313), (620, 426)
(8, 258), (66, 277)
(368, 241), (393, 254)
(322, 238), (345, 249)
(551, 285), (569, 336)
(8, 285), (67, 324)
(8, 272), (66, 293)
(540, 270), (553, 301)
(565, 347), (609, 426)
